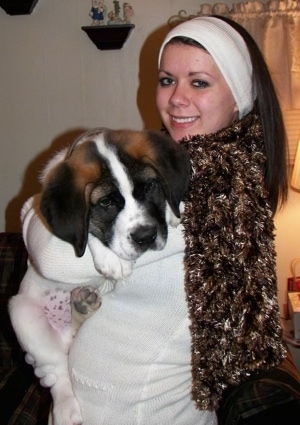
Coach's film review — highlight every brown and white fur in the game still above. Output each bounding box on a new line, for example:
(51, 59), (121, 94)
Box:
(9, 128), (190, 425)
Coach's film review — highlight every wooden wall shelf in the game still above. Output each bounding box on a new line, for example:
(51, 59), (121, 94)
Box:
(0, 0), (39, 15)
(81, 24), (135, 50)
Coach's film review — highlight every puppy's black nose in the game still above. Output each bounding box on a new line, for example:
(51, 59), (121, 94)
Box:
(131, 226), (157, 249)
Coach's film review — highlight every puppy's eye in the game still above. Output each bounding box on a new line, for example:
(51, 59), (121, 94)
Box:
(133, 179), (158, 200)
(144, 181), (155, 193)
(99, 197), (112, 208)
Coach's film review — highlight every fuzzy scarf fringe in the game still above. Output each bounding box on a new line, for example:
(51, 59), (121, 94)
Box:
(180, 114), (286, 410)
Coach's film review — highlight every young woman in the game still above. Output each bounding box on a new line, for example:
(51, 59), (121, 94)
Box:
(17, 16), (292, 425)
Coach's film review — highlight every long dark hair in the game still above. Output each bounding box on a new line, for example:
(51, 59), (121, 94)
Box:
(214, 16), (288, 214)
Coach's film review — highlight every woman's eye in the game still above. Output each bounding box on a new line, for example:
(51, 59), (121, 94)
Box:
(192, 80), (209, 88)
(99, 197), (112, 208)
(158, 77), (174, 87)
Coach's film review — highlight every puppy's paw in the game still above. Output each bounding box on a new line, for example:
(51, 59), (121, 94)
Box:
(93, 250), (133, 280)
(71, 287), (101, 315)
(52, 395), (83, 425)
(88, 235), (133, 280)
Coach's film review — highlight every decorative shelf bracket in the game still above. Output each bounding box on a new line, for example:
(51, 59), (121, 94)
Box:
(0, 0), (39, 15)
(81, 24), (135, 50)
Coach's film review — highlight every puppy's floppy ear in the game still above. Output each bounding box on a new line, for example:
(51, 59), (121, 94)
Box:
(144, 131), (190, 218)
(40, 141), (101, 257)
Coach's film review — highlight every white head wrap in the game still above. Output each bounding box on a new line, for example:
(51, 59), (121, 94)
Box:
(158, 17), (254, 119)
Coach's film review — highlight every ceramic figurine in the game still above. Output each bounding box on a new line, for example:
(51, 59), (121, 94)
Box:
(89, 0), (107, 26)
(123, 3), (134, 23)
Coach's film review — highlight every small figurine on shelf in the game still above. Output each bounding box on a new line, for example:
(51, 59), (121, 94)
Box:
(113, 1), (121, 18)
(107, 0), (121, 23)
(123, 3), (134, 23)
(89, 0), (107, 26)
(107, 1), (134, 25)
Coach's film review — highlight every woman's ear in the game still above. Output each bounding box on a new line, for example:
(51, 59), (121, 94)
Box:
(233, 104), (239, 118)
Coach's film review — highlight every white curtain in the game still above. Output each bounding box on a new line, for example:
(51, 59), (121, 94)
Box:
(168, 1), (300, 160)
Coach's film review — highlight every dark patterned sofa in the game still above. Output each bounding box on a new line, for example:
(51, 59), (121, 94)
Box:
(0, 233), (51, 425)
(0, 232), (299, 425)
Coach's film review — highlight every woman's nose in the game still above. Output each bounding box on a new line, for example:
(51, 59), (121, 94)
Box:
(169, 84), (190, 107)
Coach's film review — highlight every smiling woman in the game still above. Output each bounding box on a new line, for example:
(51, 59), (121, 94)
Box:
(156, 17), (253, 141)
(157, 15), (287, 214)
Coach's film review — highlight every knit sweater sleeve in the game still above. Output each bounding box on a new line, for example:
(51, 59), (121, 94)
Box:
(21, 195), (100, 284)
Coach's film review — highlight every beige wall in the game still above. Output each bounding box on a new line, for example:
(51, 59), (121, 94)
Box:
(1, 0), (189, 232)
(1, 0), (208, 233)
(1, 1), (300, 335)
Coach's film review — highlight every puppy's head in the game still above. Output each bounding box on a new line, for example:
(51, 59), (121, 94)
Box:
(105, 129), (190, 218)
(40, 128), (190, 257)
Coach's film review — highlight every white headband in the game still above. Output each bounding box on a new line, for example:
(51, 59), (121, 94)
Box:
(158, 17), (254, 119)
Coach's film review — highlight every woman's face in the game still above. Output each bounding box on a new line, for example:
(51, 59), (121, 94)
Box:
(156, 43), (239, 142)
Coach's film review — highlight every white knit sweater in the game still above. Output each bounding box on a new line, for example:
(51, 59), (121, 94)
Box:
(22, 196), (217, 425)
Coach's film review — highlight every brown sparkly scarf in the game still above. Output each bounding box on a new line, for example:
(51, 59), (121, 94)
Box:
(180, 114), (286, 411)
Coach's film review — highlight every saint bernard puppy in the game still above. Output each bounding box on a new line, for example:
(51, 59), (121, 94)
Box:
(9, 127), (190, 425)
